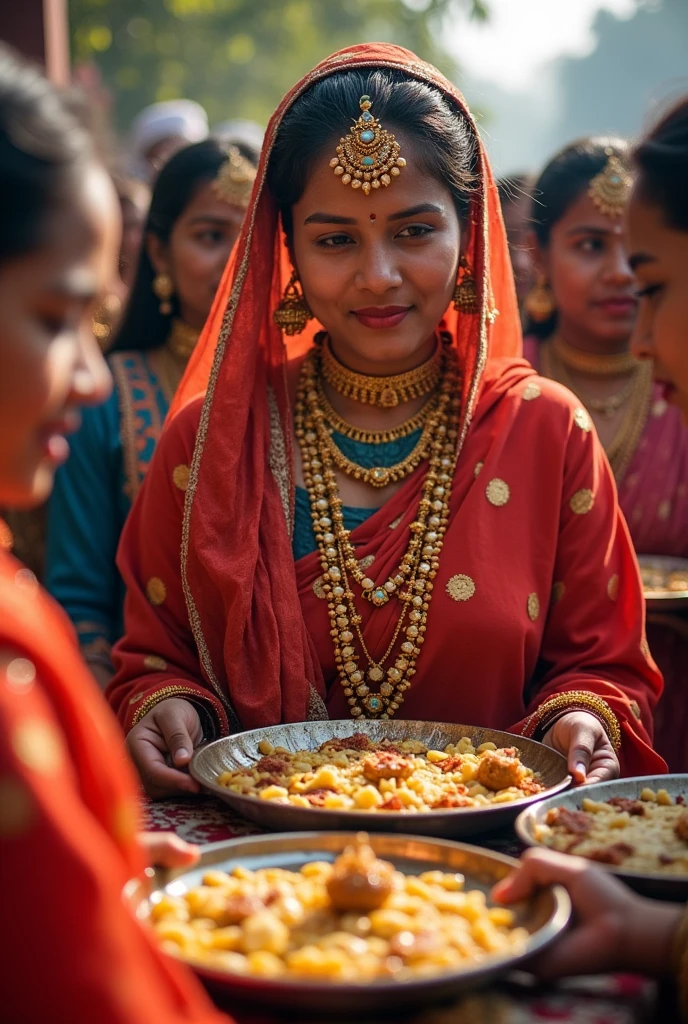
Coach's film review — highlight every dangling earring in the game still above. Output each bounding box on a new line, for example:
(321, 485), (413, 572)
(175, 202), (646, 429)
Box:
(152, 273), (174, 316)
(525, 272), (555, 322)
(453, 256), (479, 314)
(273, 269), (313, 336)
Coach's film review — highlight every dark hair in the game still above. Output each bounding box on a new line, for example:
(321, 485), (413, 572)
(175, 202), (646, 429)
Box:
(267, 68), (477, 241)
(634, 98), (688, 232)
(111, 138), (256, 353)
(0, 44), (93, 265)
(527, 136), (629, 336)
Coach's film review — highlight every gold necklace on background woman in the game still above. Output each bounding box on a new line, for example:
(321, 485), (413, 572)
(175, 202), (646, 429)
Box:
(542, 333), (653, 481)
(296, 331), (460, 720)
(149, 319), (200, 403)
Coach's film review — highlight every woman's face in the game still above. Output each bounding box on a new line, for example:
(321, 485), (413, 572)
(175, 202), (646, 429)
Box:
(538, 189), (637, 347)
(150, 179), (245, 330)
(0, 165), (118, 508)
(291, 135), (461, 372)
(628, 188), (688, 424)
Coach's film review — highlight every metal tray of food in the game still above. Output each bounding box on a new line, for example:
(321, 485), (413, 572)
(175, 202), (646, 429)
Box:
(127, 831), (570, 1013)
(515, 774), (688, 899)
(190, 720), (570, 838)
(638, 554), (688, 610)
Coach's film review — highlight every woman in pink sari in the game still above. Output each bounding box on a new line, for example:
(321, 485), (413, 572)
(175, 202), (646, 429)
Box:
(523, 137), (688, 771)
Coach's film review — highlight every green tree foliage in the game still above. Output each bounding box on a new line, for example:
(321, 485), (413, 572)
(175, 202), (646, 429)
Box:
(69, 0), (487, 131)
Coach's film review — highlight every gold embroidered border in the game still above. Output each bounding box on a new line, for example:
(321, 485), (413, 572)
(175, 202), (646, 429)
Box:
(110, 353), (140, 503)
(180, 52), (490, 726)
(267, 385), (293, 537)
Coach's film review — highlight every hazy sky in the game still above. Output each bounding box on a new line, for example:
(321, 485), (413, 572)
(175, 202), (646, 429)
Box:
(445, 0), (639, 89)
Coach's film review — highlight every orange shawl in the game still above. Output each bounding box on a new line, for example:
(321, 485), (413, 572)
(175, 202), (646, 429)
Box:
(109, 45), (664, 775)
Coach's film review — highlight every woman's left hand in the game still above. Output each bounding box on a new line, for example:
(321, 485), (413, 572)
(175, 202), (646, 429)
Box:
(543, 711), (619, 785)
(138, 831), (201, 868)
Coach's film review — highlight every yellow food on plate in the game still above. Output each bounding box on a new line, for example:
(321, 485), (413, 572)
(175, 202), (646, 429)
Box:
(640, 564), (688, 594)
(215, 733), (544, 813)
(151, 836), (528, 982)
(533, 787), (688, 875)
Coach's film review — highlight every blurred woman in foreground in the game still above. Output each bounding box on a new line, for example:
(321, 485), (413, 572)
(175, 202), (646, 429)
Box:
(0, 43), (230, 1024)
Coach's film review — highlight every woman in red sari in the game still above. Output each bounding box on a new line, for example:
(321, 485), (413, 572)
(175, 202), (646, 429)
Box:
(522, 137), (688, 770)
(108, 44), (665, 800)
(0, 45), (229, 1024)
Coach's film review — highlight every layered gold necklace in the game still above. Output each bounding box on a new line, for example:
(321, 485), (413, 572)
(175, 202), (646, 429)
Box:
(295, 335), (460, 719)
(543, 335), (653, 480)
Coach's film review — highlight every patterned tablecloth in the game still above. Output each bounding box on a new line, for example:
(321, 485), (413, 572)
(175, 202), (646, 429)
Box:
(143, 795), (667, 1024)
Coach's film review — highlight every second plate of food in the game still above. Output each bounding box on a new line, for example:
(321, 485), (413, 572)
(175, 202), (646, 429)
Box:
(638, 554), (688, 611)
(129, 831), (571, 1013)
(191, 720), (570, 837)
(515, 774), (688, 898)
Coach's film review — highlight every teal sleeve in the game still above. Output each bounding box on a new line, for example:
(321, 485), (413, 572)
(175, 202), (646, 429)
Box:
(45, 393), (127, 654)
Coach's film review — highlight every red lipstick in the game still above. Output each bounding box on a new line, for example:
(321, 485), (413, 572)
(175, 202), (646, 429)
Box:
(352, 305), (411, 330)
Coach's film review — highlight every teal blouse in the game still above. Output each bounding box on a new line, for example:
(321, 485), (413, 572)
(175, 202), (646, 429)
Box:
(292, 427), (421, 560)
(46, 351), (170, 662)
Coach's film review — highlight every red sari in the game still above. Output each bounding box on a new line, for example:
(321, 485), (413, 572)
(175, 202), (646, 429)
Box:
(107, 44), (664, 777)
(0, 541), (229, 1024)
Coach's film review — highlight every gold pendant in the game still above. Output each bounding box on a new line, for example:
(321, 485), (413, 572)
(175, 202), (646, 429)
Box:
(368, 665), (384, 682)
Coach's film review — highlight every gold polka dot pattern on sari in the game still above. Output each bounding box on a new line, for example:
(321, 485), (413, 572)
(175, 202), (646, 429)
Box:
(607, 574), (619, 601)
(486, 478), (510, 507)
(146, 577), (167, 605)
(172, 464), (190, 492)
(129, 692), (145, 705)
(527, 593), (540, 621)
(143, 655), (168, 671)
(657, 499), (672, 521)
(312, 576), (327, 600)
(569, 489), (594, 515)
(573, 408), (591, 433)
(359, 554), (375, 571)
(474, 461), (484, 477)
(0, 776), (34, 837)
(12, 719), (64, 774)
(446, 574), (475, 602)
(551, 581), (566, 605)
(522, 382), (541, 401)
(629, 700), (642, 721)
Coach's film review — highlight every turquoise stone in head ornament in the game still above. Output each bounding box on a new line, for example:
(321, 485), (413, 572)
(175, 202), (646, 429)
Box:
(330, 95), (406, 195)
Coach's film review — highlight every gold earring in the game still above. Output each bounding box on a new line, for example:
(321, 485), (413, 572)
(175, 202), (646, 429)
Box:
(152, 273), (174, 316)
(524, 273), (555, 322)
(453, 256), (479, 314)
(273, 269), (313, 336)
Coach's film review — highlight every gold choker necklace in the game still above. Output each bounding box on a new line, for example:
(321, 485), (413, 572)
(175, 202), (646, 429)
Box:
(552, 335), (638, 377)
(167, 319), (200, 361)
(320, 333), (443, 408)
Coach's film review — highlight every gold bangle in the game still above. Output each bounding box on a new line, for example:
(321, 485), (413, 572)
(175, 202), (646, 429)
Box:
(527, 690), (622, 752)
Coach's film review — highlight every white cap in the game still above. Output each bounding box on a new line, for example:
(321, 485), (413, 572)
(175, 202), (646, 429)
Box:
(212, 118), (264, 155)
(131, 99), (209, 161)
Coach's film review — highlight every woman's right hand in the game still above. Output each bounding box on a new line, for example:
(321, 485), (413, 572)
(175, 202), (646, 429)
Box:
(126, 697), (203, 798)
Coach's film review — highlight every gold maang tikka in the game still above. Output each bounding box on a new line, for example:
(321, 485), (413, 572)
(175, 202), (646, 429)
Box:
(588, 149), (633, 219)
(212, 145), (257, 208)
(330, 95), (406, 196)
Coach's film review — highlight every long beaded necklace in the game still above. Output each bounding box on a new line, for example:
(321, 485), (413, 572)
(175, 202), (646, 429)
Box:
(295, 337), (460, 719)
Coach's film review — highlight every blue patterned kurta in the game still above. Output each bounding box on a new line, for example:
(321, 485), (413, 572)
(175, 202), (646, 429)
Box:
(46, 351), (171, 663)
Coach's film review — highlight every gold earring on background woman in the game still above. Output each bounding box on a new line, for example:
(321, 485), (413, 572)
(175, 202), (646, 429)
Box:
(525, 272), (555, 322)
(152, 272), (174, 315)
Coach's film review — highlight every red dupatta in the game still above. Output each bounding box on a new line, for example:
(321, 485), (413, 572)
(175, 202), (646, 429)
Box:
(165, 44), (524, 731)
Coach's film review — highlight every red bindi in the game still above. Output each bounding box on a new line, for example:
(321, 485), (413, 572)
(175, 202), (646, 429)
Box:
(369, 213), (377, 222)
